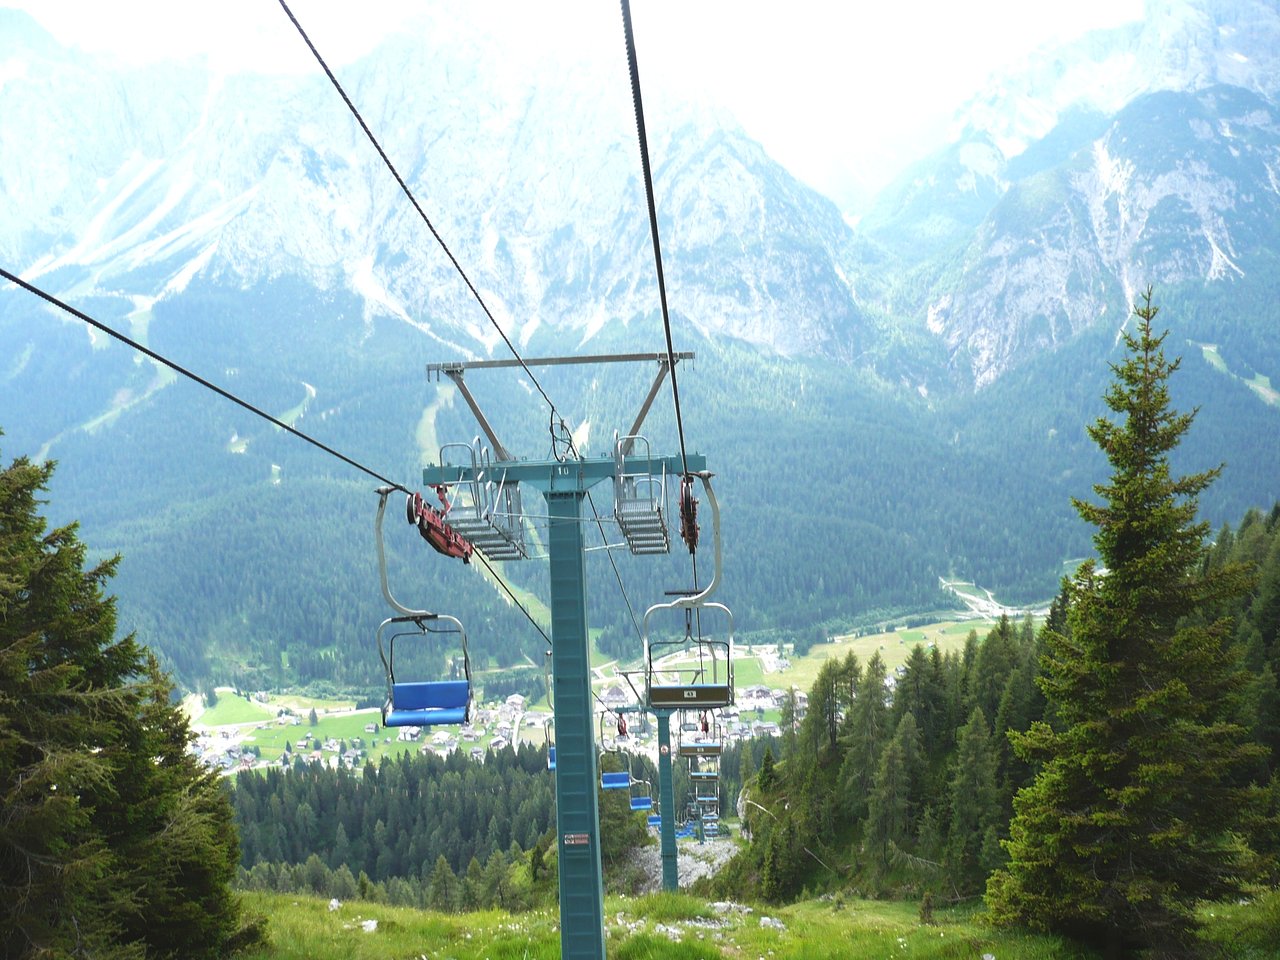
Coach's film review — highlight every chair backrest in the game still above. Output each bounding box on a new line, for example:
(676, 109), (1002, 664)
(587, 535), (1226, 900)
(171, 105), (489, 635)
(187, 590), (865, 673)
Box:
(392, 680), (470, 711)
(601, 771), (631, 790)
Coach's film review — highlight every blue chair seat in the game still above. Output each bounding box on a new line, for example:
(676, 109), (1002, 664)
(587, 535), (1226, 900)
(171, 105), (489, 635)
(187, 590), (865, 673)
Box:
(630, 796), (654, 811)
(548, 746), (557, 770)
(383, 680), (470, 727)
(647, 815), (662, 826)
(601, 771), (631, 790)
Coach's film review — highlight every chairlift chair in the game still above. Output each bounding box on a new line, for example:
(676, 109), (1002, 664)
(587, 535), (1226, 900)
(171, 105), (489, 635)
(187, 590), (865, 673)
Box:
(373, 488), (473, 729)
(614, 434), (670, 554)
(601, 769), (631, 791)
(678, 712), (723, 757)
(438, 439), (527, 560)
(629, 777), (654, 812)
(598, 713), (632, 790)
(377, 615), (473, 727)
(691, 771), (719, 805)
(643, 473), (735, 710)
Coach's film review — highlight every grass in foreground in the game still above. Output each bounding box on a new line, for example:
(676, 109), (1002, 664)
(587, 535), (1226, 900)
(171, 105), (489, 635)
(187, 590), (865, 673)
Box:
(237, 888), (1280, 957)
(236, 890), (1109, 960)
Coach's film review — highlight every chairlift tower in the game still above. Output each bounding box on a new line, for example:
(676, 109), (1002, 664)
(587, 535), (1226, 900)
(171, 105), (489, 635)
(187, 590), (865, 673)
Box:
(599, 692), (681, 893)
(423, 352), (699, 960)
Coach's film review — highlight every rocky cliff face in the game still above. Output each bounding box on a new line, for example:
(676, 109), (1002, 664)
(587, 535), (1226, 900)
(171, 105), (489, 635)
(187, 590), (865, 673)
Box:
(4, 0), (1278, 396)
(868, 0), (1280, 388)
(924, 84), (1280, 387)
(0, 8), (867, 365)
(956, 0), (1280, 159)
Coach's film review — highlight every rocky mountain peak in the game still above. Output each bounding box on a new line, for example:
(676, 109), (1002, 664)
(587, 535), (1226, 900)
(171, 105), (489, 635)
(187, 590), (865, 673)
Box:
(957, 0), (1280, 160)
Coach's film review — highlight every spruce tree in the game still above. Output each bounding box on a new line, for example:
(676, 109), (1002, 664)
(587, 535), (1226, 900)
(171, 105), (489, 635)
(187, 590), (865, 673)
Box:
(427, 854), (458, 911)
(944, 708), (1000, 894)
(0, 451), (247, 959)
(986, 291), (1262, 956)
(838, 652), (889, 820)
(864, 714), (921, 871)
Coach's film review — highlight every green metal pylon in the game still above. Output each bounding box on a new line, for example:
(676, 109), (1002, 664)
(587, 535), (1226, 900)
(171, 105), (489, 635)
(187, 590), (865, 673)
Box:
(655, 708), (678, 891)
(545, 487), (606, 957)
(425, 452), (703, 959)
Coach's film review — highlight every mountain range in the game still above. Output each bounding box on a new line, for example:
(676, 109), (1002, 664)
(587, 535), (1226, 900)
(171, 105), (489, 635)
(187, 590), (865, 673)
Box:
(2, 0), (1278, 691)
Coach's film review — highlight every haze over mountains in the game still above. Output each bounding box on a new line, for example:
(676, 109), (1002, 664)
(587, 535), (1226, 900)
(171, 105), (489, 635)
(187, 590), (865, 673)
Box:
(2, 0), (1278, 690)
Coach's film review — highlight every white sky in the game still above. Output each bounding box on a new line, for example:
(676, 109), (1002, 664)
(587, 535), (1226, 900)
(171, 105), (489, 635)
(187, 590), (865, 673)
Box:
(4, 0), (1146, 207)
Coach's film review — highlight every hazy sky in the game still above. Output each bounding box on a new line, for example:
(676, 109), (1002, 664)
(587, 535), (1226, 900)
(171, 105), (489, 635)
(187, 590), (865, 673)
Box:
(5, 0), (1146, 207)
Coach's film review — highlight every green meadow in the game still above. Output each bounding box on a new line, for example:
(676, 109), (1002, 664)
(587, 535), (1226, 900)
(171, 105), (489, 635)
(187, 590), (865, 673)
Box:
(235, 887), (1280, 959)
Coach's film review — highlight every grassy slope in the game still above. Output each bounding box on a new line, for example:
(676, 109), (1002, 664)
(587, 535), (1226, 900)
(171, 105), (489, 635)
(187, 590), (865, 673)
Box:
(236, 887), (1280, 958)
(237, 890), (1114, 960)
(772, 619), (995, 694)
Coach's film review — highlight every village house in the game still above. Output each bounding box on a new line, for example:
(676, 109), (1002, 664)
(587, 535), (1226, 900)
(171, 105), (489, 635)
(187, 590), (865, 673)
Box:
(601, 685), (631, 708)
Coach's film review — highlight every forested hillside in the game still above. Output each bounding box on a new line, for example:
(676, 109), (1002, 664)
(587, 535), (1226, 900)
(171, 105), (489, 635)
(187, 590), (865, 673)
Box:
(12, 275), (1278, 697)
(231, 743), (656, 909)
(717, 495), (1280, 916)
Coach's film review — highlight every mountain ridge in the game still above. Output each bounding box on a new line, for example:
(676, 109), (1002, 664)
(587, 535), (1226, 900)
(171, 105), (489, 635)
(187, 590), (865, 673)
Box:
(3, 0), (1279, 692)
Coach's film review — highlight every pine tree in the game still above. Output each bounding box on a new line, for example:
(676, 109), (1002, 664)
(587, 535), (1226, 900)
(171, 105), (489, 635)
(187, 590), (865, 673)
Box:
(461, 856), (485, 910)
(986, 291), (1263, 957)
(757, 747), (778, 792)
(863, 726), (909, 871)
(427, 854), (458, 911)
(0, 451), (248, 959)
(798, 658), (842, 760)
(944, 707), (1000, 894)
(838, 652), (889, 820)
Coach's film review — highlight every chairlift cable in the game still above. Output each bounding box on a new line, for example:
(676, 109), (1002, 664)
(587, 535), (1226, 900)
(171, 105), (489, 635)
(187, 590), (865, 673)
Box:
(470, 549), (553, 647)
(1, 267), (407, 493)
(586, 488), (644, 643)
(276, 0), (568, 449)
(2, 268), (561, 654)
(619, 0), (690, 479)
(278, 1), (654, 648)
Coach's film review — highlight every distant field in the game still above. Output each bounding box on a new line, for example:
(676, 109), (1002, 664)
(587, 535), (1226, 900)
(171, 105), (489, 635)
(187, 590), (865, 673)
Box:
(198, 693), (274, 726)
(272, 693), (355, 713)
(776, 619), (996, 692)
(729, 655), (766, 689)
